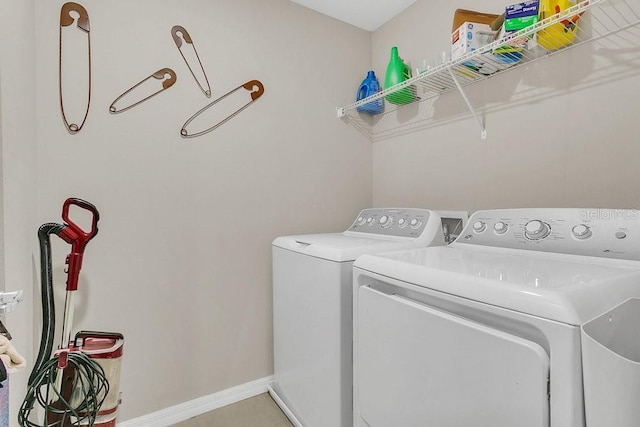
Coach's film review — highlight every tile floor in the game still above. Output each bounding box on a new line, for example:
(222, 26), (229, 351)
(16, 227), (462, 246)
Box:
(173, 393), (293, 427)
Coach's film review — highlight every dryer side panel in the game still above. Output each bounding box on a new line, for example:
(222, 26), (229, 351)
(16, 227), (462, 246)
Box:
(356, 286), (550, 427)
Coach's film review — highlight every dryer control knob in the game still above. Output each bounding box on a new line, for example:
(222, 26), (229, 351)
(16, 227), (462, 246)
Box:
(356, 216), (366, 225)
(472, 221), (486, 233)
(494, 221), (508, 234)
(525, 220), (551, 240)
(572, 224), (592, 240)
(410, 218), (422, 229)
(398, 218), (407, 228)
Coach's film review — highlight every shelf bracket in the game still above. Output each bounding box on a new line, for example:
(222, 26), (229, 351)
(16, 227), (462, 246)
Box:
(448, 68), (487, 140)
(336, 107), (346, 118)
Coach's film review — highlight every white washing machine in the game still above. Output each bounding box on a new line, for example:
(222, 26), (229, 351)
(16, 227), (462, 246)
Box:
(269, 208), (467, 427)
(352, 208), (640, 427)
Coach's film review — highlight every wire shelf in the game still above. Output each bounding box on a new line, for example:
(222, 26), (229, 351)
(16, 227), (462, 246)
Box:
(0, 290), (23, 315)
(337, 0), (640, 142)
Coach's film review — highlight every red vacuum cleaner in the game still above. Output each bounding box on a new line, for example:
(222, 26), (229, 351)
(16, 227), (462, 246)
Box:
(19, 198), (124, 427)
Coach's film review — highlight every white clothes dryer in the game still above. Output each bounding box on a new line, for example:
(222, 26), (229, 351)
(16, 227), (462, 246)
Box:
(270, 208), (467, 427)
(352, 208), (640, 427)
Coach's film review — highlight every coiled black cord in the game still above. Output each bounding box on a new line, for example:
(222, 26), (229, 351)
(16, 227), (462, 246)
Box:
(18, 351), (108, 427)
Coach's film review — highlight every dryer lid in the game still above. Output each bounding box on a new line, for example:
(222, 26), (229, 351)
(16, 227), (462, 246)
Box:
(354, 244), (640, 325)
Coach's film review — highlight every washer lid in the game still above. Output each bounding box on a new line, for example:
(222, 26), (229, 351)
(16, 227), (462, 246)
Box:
(273, 233), (417, 262)
(354, 244), (640, 325)
(272, 208), (457, 262)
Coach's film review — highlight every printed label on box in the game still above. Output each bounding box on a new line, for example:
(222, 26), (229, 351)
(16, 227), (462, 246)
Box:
(505, 0), (540, 31)
(451, 22), (495, 61)
(495, 0), (540, 53)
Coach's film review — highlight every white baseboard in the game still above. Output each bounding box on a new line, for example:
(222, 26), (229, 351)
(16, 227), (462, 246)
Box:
(118, 375), (274, 427)
(267, 383), (303, 427)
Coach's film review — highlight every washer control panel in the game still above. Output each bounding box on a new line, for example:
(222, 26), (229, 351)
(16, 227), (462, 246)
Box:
(459, 208), (640, 260)
(348, 208), (432, 238)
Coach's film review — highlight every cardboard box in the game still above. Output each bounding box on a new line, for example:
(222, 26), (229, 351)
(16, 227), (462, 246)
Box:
(452, 9), (501, 32)
(451, 22), (496, 61)
(505, 0), (540, 30)
(495, 0), (540, 53)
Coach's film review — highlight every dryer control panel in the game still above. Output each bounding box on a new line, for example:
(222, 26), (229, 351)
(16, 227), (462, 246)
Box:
(459, 208), (640, 260)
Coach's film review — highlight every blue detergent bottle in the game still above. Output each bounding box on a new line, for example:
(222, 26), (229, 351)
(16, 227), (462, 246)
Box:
(356, 71), (384, 115)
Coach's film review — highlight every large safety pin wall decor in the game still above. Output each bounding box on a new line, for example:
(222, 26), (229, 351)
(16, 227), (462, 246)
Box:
(59, 2), (91, 134)
(180, 80), (265, 138)
(109, 68), (177, 113)
(171, 25), (212, 97)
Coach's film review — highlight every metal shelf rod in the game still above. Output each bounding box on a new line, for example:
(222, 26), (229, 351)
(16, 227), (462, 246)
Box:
(448, 68), (486, 140)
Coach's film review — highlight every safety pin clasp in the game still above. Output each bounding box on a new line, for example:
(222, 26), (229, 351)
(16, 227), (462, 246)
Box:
(60, 2), (89, 32)
(109, 68), (177, 114)
(59, 2), (91, 134)
(180, 79), (265, 138)
(171, 25), (212, 97)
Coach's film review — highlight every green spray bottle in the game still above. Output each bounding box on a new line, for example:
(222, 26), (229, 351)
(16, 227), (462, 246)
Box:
(384, 47), (415, 105)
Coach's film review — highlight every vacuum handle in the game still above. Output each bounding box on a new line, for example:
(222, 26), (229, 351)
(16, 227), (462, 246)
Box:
(61, 198), (100, 241)
(59, 198), (100, 291)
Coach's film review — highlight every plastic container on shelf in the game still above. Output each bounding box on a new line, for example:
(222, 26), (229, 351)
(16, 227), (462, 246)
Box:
(356, 71), (384, 115)
(384, 47), (415, 105)
(538, 0), (583, 51)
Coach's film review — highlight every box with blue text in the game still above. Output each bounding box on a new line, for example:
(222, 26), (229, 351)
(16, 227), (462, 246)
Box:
(495, 0), (540, 53)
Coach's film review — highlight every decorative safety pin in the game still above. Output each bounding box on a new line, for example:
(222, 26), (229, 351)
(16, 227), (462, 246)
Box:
(59, 2), (91, 134)
(171, 25), (212, 97)
(109, 68), (177, 114)
(180, 80), (265, 138)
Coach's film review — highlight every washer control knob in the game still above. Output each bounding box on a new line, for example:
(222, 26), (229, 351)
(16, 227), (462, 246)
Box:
(472, 221), (486, 233)
(356, 216), (366, 225)
(525, 220), (551, 240)
(494, 221), (508, 234)
(410, 218), (422, 229)
(366, 217), (373, 225)
(379, 215), (392, 228)
(572, 224), (592, 240)
(398, 218), (407, 228)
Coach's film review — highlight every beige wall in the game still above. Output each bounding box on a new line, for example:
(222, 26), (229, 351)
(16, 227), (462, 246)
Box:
(0, 0), (38, 420)
(371, 0), (640, 211)
(1, 0), (371, 423)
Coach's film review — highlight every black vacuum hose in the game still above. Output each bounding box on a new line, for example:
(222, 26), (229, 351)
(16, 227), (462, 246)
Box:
(29, 223), (66, 386)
